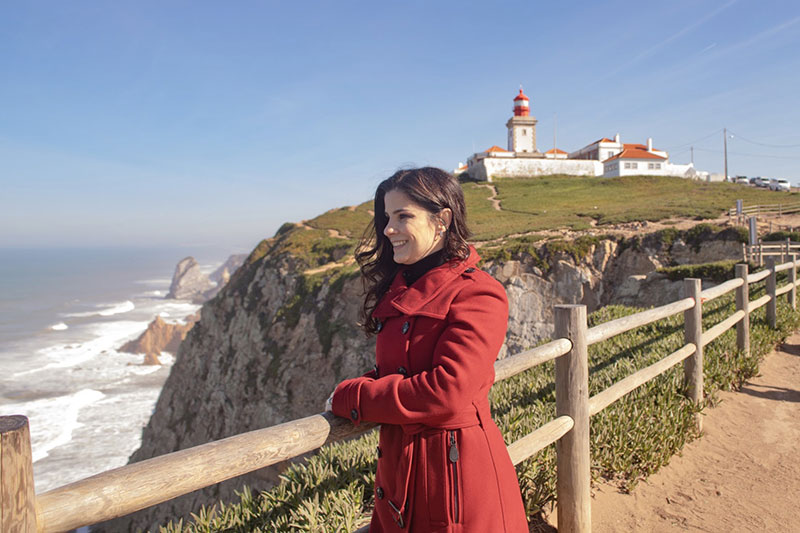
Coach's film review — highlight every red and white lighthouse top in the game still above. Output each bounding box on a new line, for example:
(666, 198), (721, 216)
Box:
(513, 88), (530, 116)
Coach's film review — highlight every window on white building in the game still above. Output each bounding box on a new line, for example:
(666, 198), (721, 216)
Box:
(522, 129), (527, 135)
(648, 163), (654, 169)
(656, 163), (662, 169)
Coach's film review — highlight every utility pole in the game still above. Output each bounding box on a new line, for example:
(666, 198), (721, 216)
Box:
(553, 112), (557, 152)
(723, 127), (729, 180)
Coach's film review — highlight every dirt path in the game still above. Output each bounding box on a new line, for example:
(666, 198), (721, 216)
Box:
(478, 183), (502, 211)
(583, 332), (800, 532)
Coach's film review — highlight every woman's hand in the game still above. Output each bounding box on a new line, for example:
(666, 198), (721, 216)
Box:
(324, 390), (335, 412)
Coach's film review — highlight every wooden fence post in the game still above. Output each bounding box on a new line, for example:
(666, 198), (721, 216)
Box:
(785, 238), (791, 263)
(683, 279), (703, 431)
(554, 305), (590, 533)
(735, 264), (750, 357)
(790, 255), (797, 310)
(741, 242), (747, 262)
(766, 258), (777, 329)
(1, 415), (37, 533)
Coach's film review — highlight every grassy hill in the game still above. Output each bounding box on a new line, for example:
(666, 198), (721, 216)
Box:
(252, 175), (792, 270)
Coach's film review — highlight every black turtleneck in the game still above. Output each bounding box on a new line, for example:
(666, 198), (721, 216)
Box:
(402, 248), (447, 287)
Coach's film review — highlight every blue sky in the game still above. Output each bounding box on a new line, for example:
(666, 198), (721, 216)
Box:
(2, 1), (799, 251)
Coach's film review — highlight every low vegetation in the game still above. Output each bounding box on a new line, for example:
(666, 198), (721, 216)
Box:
(161, 281), (800, 532)
(658, 260), (757, 283)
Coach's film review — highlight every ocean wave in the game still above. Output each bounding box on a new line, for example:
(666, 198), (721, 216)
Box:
(63, 300), (135, 318)
(13, 320), (150, 377)
(0, 389), (106, 463)
(49, 322), (68, 331)
(134, 278), (171, 286)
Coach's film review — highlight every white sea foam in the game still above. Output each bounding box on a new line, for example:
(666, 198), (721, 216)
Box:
(49, 322), (68, 331)
(0, 389), (106, 463)
(63, 300), (135, 318)
(141, 290), (163, 297)
(13, 320), (150, 377)
(134, 278), (171, 285)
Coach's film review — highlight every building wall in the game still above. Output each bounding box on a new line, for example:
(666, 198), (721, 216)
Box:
(468, 158), (603, 182)
(506, 116), (537, 153)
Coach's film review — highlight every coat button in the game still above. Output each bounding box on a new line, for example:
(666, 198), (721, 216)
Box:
(376, 320), (383, 333)
(350, 409), (359, 420)
(376, 446), (382, 458)
(397, 366), (408, 376)
(465, 267), (476, 273)
(401, 321), (410, 334)
(376, 487), (384, 499)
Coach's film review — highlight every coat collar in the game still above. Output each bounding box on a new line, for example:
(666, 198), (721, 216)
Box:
(373, 246), (481, 320)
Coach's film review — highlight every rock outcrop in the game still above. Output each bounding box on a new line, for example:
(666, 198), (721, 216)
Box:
(119, 314), (200, 365)
(167, 257), (215, 302)
(210, 254), (247, 285)
(98, 226), (745, 532)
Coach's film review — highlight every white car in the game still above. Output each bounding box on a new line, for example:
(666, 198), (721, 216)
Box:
(769, 178), (791, 192)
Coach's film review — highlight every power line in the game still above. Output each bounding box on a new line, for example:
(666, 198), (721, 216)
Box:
(693, 147), (800, 160)
(727, 130), (800, 148)
(666, 128), (724, 151)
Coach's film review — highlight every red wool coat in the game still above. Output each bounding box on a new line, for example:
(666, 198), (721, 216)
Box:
(332, 248), (528, 532)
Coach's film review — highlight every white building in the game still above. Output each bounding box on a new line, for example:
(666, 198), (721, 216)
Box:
(464, 88), (705, 182)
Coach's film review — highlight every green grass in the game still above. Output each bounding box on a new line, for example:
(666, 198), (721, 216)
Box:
(464, 175), (794, 241)
(250, 175), (787, 265)
(159, 282), (800, 532)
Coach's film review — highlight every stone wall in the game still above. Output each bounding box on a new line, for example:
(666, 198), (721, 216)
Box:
(468, 157), (603, 181)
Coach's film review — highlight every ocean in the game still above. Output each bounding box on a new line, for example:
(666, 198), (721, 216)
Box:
(0, 246), (232, 493)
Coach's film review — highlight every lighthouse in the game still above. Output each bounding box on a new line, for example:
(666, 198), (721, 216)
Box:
(506, 87), (539, 154)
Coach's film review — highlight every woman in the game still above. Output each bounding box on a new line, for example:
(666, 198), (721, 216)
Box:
(328, 167), (528, 532)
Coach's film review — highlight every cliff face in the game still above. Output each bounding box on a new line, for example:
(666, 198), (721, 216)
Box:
(100, 226), (743, 532)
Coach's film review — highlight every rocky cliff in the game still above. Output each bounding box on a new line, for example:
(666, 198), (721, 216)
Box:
(119, 314), (200, 365)
(167, 257), (216, 302)
(99, 223), (744, 532)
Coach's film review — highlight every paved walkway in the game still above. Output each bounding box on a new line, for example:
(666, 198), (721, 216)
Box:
(588, 332), (800, 532)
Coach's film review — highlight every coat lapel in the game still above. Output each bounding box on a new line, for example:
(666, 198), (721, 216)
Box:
(390, 247), (481, 319)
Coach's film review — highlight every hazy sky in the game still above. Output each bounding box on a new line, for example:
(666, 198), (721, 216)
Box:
(2, 1), (799, 251)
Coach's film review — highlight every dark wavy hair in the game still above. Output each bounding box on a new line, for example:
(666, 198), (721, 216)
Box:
(356, 167), (471, 334)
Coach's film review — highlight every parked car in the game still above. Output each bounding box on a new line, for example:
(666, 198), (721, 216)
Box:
(735, 176), (749, 184)
(769, 178), (791, 192)
(752, 176), (768, 187)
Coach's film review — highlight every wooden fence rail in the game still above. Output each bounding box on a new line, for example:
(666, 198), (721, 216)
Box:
(2, 258), (799, 533)
(727, 201), (800, 218)
(744, 239), (800, 265)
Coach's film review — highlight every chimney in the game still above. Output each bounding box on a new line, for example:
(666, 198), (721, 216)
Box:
(614, 133), (620, 143)
(647, 137), (653, 151)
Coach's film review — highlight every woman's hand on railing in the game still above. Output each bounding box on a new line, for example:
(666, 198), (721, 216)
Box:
(324, 391), (335, 412)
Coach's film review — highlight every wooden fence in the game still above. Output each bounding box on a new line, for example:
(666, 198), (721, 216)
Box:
(744, 239), (800, 265)
(2, 257), (799, 533)
(728, 201), (800, 220)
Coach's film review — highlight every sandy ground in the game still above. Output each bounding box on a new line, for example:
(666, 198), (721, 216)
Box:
(561, 332), (800, 532)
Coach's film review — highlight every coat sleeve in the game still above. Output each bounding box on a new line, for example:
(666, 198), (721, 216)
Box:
(331, 276), (508, 426)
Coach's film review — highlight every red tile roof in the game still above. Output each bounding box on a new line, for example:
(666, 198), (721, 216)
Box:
(485, 145), (509, 153)
(605, 146), (666, 162)
(545, 148), (568, 154)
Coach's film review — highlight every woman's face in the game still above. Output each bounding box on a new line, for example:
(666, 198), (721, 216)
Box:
(383, 189), (447, 265)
